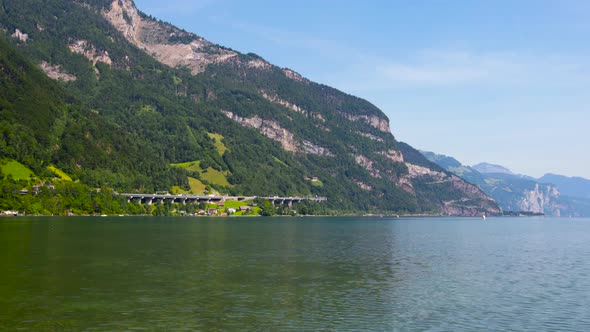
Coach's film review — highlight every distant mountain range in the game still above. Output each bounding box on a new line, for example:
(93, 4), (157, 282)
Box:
(421, 151), (590, 217)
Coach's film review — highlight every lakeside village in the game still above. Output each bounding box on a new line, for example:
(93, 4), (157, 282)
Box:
(0, 181), (328, 217)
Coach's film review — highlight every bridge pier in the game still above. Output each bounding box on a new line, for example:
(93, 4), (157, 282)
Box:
(118, 193), (327, 208)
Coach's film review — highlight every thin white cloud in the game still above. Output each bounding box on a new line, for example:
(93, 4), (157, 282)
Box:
(379, 63), (488, 85)
(223, 19), (589, 91)
(358, 50), (590, 90)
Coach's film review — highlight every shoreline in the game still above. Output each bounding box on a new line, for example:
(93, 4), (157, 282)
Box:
(2, 213), (543, 218)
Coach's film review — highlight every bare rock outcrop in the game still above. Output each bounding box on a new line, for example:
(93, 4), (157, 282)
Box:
(302, 140), (333, 156)
(68, 40), (113, 66)
(354, 155), (381, 178)
(406, 163), (446, 179)
(339, 112), (391, 133)
(221, 110), (333, 157)
(259, 90), (306, 115)
(353, 179), (373, 191)
(519, 184), (560, 214)
(282, 68), (308, 83)
(102, 0), (238, 75)
(379, 149), (404, 163)
(11, 29), (28, 42)
(396, 176), (415, 194)
(259, 90), (326, 122)
(39, 61), (77, 82)
(248, 59), (272, 70)
(357, 132), (384, 142)
(394, 162), (445, 194)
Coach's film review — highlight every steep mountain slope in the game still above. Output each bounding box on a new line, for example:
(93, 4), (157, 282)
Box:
(0, 35), (186, 191)
(422, 151), (590, 216)
(0, 0), (500, 215)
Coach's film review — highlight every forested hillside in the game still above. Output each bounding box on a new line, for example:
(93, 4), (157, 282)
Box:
(0, 0), (500, 215)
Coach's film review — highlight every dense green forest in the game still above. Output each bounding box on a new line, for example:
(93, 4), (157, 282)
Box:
(0, 0), (500, 216)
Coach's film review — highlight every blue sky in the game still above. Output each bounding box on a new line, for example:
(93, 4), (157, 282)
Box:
(135, 0), (590, 178)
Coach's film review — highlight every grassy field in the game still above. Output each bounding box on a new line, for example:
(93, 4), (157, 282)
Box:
(273, 157), (289, 168)
(172, 160), (231, 188)
(218, 200), (261, 216)
(188, 177), (207, 194)
(222, 200), (251, 209)
(311, 180), (324, 187)
(170, 185), (186, 194)
(171, 161), (202, 172)
(201, 167), (231, 187)
(47, 165), (72, 181)
(207, 133), (228, 155)
(170, 177), (210, 195)
(1, 159), (34, 180)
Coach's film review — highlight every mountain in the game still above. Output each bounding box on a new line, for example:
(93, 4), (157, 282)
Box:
(472, 162), (514, 175)
(0, 0), (500, 216)
(420, 151), (462, 169)
(422, 151), (590, 217)
(538, 174), (590, 199)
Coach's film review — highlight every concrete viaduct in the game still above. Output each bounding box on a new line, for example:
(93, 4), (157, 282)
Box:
(120, 194), (327, 207)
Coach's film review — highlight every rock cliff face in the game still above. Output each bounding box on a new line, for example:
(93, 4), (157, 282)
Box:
(39, 61), (76, 81)
(339, 112), (391, 133)
(103, 0), (238, 75)
(11, 29), (28, 42)
(68, 40), (113, 66)
(259, 90), (307, 115)
(354, 154), (381, 178)
(380, 150), (404, 163)
(519, 184), (561, 215)
(221, 110), (333, 157)
(283, 68), (308, 83)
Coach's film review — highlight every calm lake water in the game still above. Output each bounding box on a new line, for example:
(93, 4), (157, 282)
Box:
(1, 216), (590, 331)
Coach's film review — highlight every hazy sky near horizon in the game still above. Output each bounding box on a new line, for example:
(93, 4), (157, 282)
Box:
(135, 0), (590, 178)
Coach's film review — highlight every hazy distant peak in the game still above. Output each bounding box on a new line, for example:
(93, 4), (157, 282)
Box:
(541, 173), (589, 181)
(472, 162), (514, 175)
(419, 150), (462, 168)
(538, 173), (590, 199)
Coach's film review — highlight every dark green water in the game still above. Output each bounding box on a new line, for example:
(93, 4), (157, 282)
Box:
(1, 216), (590, 331)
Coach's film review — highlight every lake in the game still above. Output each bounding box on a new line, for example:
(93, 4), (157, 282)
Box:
(1, 216), (589, 331)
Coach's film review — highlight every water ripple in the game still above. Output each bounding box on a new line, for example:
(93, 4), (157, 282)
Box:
(2, 217), (590, 330)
